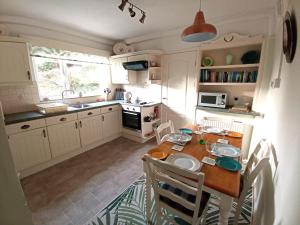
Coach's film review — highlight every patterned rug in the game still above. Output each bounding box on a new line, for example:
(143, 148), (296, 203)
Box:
(84, 177), (252, 225)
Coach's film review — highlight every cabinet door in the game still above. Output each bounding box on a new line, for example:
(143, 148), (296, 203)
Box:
(111, 57), (136, 84)
(102, 111), (120, 139)
(0, 42), (32, 85)
(79, 115), (103, 147)
(161, 51), (197, 129)
(8, 128), (51, 171)
(47, 121), (81, 158)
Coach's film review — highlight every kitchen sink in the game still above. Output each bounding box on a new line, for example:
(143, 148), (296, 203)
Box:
(69, 104), (91, 109)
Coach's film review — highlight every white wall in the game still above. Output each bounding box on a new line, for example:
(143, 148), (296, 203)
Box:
(252, 0), (300, 224)
(0, 20), (120, 114)
(126, 12), (274, 52)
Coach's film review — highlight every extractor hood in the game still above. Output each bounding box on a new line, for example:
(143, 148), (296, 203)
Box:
(122, 60), (148, 71)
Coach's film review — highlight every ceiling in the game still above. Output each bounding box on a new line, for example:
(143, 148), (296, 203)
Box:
(0, 0), (276, 42)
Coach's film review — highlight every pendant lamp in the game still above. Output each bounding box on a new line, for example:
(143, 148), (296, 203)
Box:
(182, 0), (217, 42)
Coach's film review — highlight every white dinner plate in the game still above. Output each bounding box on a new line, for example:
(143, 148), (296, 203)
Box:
(203, 127), (224, 134)
(166, 153), (202, 171)
(167, 133), (192, 143)
(212, 143), (241, 157)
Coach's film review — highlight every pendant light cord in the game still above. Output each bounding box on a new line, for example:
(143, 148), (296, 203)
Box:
(199, 0), (202, 10)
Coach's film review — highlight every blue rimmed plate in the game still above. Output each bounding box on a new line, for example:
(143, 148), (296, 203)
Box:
(179, 128), (193, 135)
(211, 143), (241, 157)
(216, 157), (242, 172)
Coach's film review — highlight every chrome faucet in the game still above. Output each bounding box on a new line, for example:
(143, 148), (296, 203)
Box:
(62, 90), (75, 103)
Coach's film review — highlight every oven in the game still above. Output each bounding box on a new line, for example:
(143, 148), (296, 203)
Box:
(122, 105), (141, 131)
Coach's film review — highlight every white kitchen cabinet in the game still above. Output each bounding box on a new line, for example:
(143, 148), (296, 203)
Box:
(79, 115), (103, 147)
(102, 110), (120, 139)
(8, 128), (51, 171)
(47, 121), (81, 158)
(0, 40), (33, 85)
(111, 57), (136, 84)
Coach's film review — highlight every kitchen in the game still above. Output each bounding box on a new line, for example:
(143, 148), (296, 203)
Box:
(0, 1), (300, 225)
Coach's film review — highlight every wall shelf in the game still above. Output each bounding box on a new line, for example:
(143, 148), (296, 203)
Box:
(200, 63), (260, 70)
(199, 82), (256, 86)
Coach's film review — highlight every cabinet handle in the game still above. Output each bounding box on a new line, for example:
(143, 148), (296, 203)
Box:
(21, 124), (30, 130)
(88, 112), (93, 115)
(79, 121), (82, 128)
(102, 115), (104, 121)
(27, 71), (31, 80)
(75, 122), (78, 129)
(42, 129), (47, 138)
(108, 107), (112, 111)
(60, 117), (67, 122)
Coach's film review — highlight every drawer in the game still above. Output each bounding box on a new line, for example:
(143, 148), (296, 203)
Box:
(101, 105), (119, 114)
(78, 108), (101, 119)
(46, 113), (77, 126)
(5, 119), (46, 135)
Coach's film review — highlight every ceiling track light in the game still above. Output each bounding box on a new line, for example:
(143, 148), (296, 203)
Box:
(128, 4), (136, 17)
(118, 0), (128, 11)
(118, 0), (146, 24)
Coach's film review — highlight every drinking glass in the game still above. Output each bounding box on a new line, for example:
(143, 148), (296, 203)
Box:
(205, 140), (214, 157)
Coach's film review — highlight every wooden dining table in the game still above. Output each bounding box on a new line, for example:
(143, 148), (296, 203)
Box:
(142, 124), (243, 225)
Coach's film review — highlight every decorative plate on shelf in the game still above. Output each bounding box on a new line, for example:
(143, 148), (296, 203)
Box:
(202, 56), (214, 66)
(126, 45), (135, 53)
(283, 11), (297, 63)
(113, 42), (127, 55)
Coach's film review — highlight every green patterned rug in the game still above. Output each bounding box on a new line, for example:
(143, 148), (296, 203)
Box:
(84, 177), (252, 225)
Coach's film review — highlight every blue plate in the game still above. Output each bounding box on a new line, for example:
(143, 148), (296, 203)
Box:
(179, 128), (193, 135)
(216, 157), (242, 172)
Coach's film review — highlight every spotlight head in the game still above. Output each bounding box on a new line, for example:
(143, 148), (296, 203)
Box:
(118, 0), (128, 11)
(128, 5), (136, 17)
(139, 12), (146, 24)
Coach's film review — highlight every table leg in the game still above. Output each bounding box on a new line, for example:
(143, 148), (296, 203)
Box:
(143, 161), (151, 224)
(219, 194), (233, 225)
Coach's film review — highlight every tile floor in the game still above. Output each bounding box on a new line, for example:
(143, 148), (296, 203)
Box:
(21, 137), (156, 225)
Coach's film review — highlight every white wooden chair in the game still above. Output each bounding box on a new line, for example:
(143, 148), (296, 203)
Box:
(154, 120), (175, 145)
(144, 155), (210, 225)
(232, 139), (270, 225)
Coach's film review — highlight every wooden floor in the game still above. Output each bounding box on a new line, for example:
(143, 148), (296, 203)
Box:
(22, 137), (156, 225)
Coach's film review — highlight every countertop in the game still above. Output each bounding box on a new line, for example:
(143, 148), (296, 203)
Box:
(196, 106), (263, 117)
(4, 100), (123, 125)
(4, 100), (162, 125)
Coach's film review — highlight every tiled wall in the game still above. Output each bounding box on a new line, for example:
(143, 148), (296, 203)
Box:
(0, 83), (40, 115)
(122, 83), (162, 103)
(0, 83), (120, 115)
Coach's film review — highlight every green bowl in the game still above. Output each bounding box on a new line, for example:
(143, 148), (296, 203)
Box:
(216, 157), (242, 172)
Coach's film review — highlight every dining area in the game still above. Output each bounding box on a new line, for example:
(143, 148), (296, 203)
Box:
(142, 119), (271, 225)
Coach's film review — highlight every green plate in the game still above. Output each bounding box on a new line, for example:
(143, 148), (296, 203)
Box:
(179, 128), (193, 135)
(216, 157), (242, 172)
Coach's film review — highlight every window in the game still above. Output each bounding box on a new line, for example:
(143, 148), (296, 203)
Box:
(31, 46), (110, 101)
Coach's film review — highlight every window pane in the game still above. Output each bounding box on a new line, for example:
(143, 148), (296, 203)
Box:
(33, 57), (67, 100)
(65, 61), (110, 97)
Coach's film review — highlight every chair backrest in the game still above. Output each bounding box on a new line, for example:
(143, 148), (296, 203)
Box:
(202, 116), (245, 133)
(154, 120), (175, 145)
(242, 139), (270, 196)
(144, 155), (205, 225)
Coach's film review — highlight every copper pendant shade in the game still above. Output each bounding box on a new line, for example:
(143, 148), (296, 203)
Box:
(182, 8), (217, 42)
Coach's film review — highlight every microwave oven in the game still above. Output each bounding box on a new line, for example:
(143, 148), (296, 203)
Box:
(198, 92), (227, 108)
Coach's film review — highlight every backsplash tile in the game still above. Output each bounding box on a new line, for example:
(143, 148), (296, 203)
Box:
(0, 83), (40, 114)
